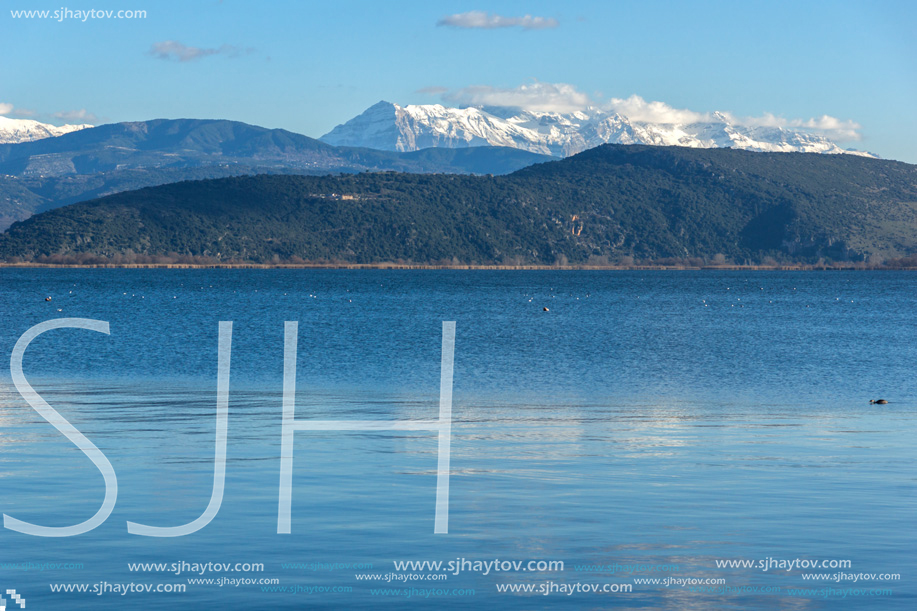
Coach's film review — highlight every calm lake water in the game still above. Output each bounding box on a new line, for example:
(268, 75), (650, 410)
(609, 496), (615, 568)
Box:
(0, 269), (914, 609)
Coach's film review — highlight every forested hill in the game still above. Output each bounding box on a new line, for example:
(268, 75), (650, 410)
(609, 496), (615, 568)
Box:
(2, 144), (916, 265)
(0, 118), (554, 230)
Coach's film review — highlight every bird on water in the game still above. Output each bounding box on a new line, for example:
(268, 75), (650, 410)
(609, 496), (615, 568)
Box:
(870, 399), (889, 405)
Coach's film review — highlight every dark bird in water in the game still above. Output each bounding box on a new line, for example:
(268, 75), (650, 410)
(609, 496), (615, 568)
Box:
(543, 307), (549, 312)
(44, 296), (52, 301)
(870, 399), (889, 405)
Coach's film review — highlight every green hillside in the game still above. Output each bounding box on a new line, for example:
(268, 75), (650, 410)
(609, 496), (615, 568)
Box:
(2, 144), (916, 265)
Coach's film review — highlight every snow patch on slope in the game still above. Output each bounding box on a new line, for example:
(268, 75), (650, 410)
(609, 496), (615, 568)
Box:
(0, 116), (92, 144)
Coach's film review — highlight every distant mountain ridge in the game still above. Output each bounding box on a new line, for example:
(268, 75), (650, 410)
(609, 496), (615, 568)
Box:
(0, 118), (554, 230)
(0, 116), (92, 144)
(321, 101), (873, 158)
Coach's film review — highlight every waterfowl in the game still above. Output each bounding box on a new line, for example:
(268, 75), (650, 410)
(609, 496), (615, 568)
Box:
(870, 399), (889, 405)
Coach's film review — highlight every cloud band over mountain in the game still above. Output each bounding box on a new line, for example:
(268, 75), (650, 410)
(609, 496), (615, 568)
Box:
(438, 82), (860, 141)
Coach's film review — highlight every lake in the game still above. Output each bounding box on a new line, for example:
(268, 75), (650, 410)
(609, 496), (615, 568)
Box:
(0, 269), (914, 609)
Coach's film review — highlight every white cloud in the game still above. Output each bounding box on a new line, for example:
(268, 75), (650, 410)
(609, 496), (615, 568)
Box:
(437, 11), (558, 30)
(0, 103), (39, 118)
(444, 82), (592, 113)
(433, 85), (862, 141)
(53, 109), (99, 123)
(604, 96), (861, 140)
(605, 95), (710, 124)
(149, 40), (252, 62)
(416, 86), (449, 95)
(799, 115), (861, 140)
(739, 112), (861, 141)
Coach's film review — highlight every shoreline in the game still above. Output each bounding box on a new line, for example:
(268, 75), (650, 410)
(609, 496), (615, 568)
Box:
(1, 263), (915, 271)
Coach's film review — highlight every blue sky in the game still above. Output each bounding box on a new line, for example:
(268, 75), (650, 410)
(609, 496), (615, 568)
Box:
(1, 0), (915, 162)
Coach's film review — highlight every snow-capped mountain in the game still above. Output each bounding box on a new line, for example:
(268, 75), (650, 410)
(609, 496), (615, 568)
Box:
(322, 101), (873, 158)
(0, 116), (92, 144)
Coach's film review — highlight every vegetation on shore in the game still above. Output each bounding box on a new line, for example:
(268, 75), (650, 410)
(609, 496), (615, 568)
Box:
(2, 144), (916, 266)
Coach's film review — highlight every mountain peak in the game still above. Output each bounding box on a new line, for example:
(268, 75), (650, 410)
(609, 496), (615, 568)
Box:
(320, 102), (867, 158)
(367, 100), (398, 110)
(0, 116), (92, 144)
